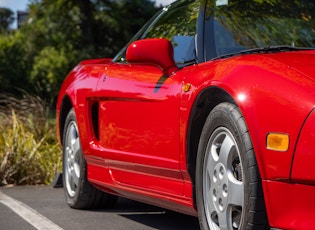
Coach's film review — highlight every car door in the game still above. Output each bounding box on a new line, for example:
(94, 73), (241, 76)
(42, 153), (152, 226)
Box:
(96, 0), (200, 196)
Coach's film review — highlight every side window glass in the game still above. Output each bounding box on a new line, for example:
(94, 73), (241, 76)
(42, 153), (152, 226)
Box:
(142, 0), (199, 67)
(205, 0), (315, 61)
(204, 1), (245, 60)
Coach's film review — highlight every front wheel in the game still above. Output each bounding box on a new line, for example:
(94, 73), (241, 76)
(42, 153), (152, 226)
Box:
(196, 103), (268, 229)
(63, 108), (117, 209)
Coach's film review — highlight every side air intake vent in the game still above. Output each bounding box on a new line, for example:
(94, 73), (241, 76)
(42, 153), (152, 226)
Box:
(91, 102), (99, 140)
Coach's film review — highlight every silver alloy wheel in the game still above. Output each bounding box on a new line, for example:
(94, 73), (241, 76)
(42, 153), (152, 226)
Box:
(64, 121), (82, 198)
(203, 127), (244, 230)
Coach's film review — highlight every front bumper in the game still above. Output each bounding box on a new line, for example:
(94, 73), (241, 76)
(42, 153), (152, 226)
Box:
(263, 180), (315, 230)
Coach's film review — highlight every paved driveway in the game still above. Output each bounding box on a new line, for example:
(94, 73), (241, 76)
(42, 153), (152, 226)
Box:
(0, 185), (200, 230)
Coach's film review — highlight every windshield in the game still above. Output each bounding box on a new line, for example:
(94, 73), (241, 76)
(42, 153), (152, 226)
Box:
(205, 0), (315, 60)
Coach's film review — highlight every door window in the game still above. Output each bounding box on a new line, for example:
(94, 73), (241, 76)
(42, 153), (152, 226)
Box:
(141, 0), (199, 66)
(114, 0), (199, 67)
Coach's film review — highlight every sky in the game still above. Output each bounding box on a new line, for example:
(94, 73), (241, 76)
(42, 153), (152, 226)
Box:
(0, 0), (175, 28)
(0, 0), (29, 12)
(0, 0), (176, 11)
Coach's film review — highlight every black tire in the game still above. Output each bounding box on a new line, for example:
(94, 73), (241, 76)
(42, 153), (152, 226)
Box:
(62, 108), (117, 209)
(196, 102), (268, 229)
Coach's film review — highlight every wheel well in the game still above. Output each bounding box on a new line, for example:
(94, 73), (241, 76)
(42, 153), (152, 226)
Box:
(186, 87), (236, 207)
(59, 96), (73, 144)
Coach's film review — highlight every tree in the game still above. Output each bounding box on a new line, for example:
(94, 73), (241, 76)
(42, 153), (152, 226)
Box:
(0, 31), (32, 95)
(0, 8), (14, 33)
(25, 0), (159, 100)
(0, 0), (160, 103)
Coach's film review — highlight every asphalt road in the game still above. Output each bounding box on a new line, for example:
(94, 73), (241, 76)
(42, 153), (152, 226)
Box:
(0, 185), (200, 230)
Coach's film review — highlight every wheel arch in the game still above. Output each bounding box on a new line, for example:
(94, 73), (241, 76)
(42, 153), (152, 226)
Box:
(186, 87), (236, 207)
(58, 95), (73, 145)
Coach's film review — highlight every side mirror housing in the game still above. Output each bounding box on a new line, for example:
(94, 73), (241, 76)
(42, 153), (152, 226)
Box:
(126, 38), (178, 76)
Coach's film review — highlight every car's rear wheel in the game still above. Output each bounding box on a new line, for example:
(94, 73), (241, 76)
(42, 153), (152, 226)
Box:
(63, 108), (117, 209)
(196, 102), (268, 229)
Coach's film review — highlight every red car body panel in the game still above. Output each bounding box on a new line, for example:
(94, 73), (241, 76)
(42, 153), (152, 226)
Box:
(292, 109), (315, 182)
(263, 181), (315, 229)
(56, 0), (315, 225)
(57, 50), (315, 228)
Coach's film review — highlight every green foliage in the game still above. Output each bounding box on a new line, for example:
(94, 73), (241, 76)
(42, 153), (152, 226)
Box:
(0, 32), (32, 95)
(0, 0), (159, 102)
(0, 8), (14, 33)
(30, 46), (71, 99)
(0, 93), (61, 185)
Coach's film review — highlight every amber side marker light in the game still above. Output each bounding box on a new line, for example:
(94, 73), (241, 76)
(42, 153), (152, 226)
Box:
(182, 83), (191, 92)
(267, 133), (289, 151)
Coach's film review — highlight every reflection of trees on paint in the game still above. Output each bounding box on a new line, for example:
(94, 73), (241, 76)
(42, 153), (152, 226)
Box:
(144, 0), (199, 46)
(210, 0), (315, 49)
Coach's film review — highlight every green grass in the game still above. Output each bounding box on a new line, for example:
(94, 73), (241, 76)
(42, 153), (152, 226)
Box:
(0, 93), (62, 185)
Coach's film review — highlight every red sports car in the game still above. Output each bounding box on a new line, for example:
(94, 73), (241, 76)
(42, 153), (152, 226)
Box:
(56, 0), (315, 229)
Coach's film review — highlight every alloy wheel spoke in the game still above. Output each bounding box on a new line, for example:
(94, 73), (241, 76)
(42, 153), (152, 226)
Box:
(72, 137), (81, 158)
(218, 135), (235, 167)
(70, 124), (77, 140)
(228, 176), (244, 207)
(206, 184), (216, 214)
(206, 158), (216, 185)
(72, 167), (80, 188)
(69, 172), (75, 191)
(217, 210), (229, 230)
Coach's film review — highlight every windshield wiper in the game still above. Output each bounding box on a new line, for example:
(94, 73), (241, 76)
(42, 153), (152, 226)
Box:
(213, 46), (315, 60)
